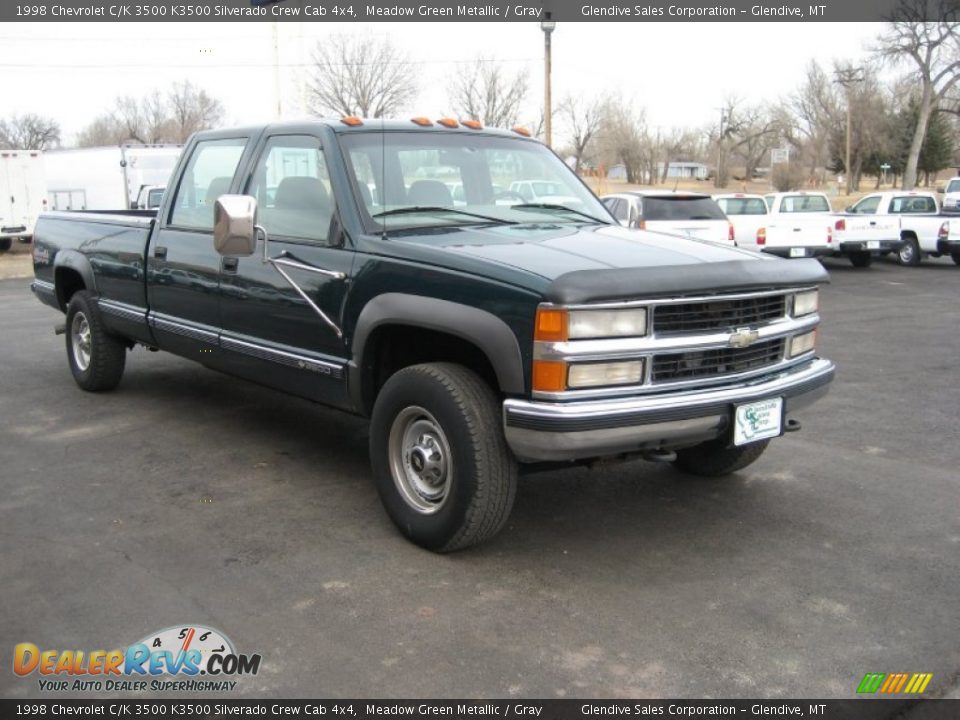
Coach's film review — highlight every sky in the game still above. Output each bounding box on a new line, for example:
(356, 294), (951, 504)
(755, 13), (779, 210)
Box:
(2, 21), (887, 145)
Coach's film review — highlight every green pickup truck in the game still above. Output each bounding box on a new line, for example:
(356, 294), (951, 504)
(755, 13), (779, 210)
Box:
(31, 119), (835, 551)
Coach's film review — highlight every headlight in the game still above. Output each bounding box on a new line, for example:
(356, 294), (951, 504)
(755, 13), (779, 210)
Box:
(792, 289), (819, 317)
(788, 330), (817, 358)
(535, 307), (648, 342)
(568, 360), (644, 388)
(569, 309), (647, 339)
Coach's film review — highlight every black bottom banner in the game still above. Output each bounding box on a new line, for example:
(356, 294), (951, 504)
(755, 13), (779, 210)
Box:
(1, 699), (958, 720)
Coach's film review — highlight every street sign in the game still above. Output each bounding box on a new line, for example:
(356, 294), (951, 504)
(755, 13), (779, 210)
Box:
(771, 147), (790, 164)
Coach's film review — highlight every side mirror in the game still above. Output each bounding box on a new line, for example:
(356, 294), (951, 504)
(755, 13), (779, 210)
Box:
(213, 195), (258, 257)
(845, 206), (854, 213)
(936, 187), (945, 194)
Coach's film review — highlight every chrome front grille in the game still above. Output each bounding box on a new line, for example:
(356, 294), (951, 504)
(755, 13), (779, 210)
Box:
(651, 338), (786, 383)
(653, 295), (787, 336)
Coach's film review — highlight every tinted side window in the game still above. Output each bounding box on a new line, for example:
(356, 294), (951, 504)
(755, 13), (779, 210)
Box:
(246, 135), (335, 244)
(643, 197), (726, 221)
(889, 195), (936, 213)
(169, 138), (247, 230)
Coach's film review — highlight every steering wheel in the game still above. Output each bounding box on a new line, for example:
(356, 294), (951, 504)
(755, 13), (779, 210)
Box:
(493, 190), (527, 203)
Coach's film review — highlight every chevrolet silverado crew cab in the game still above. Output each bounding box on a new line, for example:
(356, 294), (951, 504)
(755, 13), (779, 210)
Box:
(31, 119), (835, 552)
(765, 191), (901, 268)
(844, 190), (959, 266)
(600, 191), (736, 246)
(714, 193), (833, 258)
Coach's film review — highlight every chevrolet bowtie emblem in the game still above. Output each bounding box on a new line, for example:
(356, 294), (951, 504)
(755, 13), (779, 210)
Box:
(729, 328), (760, 348)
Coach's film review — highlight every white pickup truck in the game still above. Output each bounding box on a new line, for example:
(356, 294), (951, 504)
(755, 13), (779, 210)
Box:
(715, 193), (832, 259)
(935, 217), (960, 265)
(764, 191), (901, 268)
(844, 190), (959, 266)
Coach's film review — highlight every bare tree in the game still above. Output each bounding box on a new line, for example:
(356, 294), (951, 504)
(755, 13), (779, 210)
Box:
(558, 94), (604, 171)
(448, 57), (528, 128)
(168, 81), (224, 142)
(780, 60), (843, 183)
(308, 35), (417, 118)
(0, 113), (61, 150)
(876, 0), (960, 188)
(76, 81), (223, 147)
(597, 99), (647, 184)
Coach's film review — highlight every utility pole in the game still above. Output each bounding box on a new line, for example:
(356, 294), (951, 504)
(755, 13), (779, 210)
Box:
(271, 21), (282, 119)
(714, 107), (727, 188)
(834, 66), (864, 196)
(541, 16), (556, 147)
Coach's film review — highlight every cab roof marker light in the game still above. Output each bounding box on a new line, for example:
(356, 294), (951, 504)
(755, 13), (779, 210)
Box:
(340, 116), (363, 127)
(512, 126), (531, 137)
(437, 118), (459, 128)
(411, 117), (433, 126)
(461, 120), (483, 130)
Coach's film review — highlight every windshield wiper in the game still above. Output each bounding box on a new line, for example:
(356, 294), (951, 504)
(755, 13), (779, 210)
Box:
(510, 203), (609, 225)
(371, 206), (516, 225)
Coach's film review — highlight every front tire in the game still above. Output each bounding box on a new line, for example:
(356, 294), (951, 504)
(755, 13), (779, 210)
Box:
(898, 236), (921, 266)
(673, 438), (770, 477)
(370, 363), (518, 552)
(952, 252), (960, 266)
(65, 291), (126, 392)
(849, 251), (873, 268)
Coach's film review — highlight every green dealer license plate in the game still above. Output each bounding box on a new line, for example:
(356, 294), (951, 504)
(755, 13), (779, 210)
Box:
(733, 398), (783, 446)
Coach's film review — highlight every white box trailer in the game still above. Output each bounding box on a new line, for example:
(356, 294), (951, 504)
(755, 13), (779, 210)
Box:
(0, 149), (46, 251)
(43, 144), (183, 212)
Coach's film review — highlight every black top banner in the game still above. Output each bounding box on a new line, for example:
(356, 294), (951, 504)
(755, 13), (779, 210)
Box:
(1, 699), (960, 720)
(6, 0), (960, 22)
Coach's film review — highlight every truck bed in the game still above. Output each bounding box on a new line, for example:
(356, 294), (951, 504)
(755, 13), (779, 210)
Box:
(32, 210), (156, 313)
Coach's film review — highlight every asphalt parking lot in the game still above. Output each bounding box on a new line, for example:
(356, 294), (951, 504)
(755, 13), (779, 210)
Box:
(1, 256), (959, 700)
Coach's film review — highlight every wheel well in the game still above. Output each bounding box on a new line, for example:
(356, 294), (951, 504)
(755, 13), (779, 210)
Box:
(901, 230), (918, 240)
(361, 324), (500, 414)
(55, 267), (86, 311)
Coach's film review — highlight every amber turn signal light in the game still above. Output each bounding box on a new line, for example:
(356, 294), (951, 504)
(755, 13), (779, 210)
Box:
(534, 308), (568, 343)
(532, 360), (566, 393)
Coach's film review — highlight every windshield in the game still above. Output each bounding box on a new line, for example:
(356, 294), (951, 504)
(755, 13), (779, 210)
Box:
(946, 179), (960, 194)
(642, 196), (727, 221)
(339, 131), (612, 232)
(716, 197), (767, 216)
(780, 194), (831, 213)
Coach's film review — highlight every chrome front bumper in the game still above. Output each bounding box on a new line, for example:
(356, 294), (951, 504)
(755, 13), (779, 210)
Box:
(503, 358), (835, 462)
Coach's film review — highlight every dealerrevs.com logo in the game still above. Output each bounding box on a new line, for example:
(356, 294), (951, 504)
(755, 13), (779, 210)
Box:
(14, 625), (261, 692)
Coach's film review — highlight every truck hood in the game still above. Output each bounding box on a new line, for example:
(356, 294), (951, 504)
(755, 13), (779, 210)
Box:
(394, 223), (829, 303)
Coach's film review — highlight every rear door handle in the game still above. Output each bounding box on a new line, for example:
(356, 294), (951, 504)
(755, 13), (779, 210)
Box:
(222, 257), (239, 273)
(154, 246), (167, 260)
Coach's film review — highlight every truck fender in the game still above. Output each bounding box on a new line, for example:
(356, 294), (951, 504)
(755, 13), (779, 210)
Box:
(53, 250), (97, 308)
(350, 293), (526, 409)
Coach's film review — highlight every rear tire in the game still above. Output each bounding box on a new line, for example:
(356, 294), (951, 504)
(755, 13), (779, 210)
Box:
(369, 362), (518, 552)
(65, 291), (126, 392)
(898, 236), (921, 266)
(952, 252), (960, 266)
(673, 438), (770, 477)
(849, 251), (873, 268)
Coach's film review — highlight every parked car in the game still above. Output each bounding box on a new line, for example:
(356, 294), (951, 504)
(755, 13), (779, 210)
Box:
(714, 193), (833, 258)
(31, 119), (834, 552)
(134, 185), (165, 210)
(765, 191), (901, 268)
(43, 144), (182, 211)
(939, 176), (960, 211)
(0, 149), (46, 251)
(601, 191), (735, 246)
(844, 190), (959, 266)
